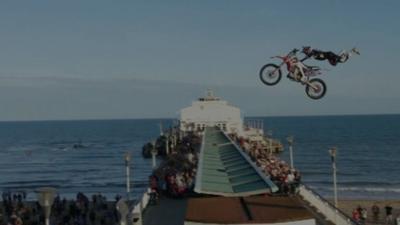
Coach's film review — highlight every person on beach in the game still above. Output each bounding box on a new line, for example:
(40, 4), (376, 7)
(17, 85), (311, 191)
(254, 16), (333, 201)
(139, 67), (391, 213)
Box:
(395, 214), (400, 225)
(385, 204), (393, 224)
(372, 203), (380, 222)
(357, 205), (363, 216)
(361, 207), (367, 224)
(352, 208), (361, 222)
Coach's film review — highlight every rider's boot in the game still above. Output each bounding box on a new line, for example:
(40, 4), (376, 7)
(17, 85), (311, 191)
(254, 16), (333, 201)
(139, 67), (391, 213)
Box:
(287, 74), (296, 81)
(296, 73), (303, 83)
(339, 48), (360, 63)
(351, 47), (360, 55)
(293, 71), (307, 84)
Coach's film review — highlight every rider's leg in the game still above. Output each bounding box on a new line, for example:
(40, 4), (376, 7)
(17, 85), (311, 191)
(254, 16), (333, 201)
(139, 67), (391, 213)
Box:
(351, 47), (360, 55)
(325, 51), (341, 65)
(291, 68), (298, 81)
(328, 58), (338, 66)
(292, 67), (301, 81)
(338, 50), (350, 63)
(338, 48), (360, 63)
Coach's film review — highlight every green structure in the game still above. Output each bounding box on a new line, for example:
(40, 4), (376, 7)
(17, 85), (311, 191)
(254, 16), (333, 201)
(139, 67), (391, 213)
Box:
(194, 127), (278, 196)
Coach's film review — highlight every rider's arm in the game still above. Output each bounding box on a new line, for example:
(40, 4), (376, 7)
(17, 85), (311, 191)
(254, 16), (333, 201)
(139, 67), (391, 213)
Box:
(300, 55), (310, 62)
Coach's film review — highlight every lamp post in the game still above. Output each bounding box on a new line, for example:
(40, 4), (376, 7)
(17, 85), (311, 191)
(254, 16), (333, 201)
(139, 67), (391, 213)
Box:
(329, 147), (338, 208)
(268, 130), (273, 155)
(151, 141), (157, 169)
(159, 122), (163, 136)
(171, 135), (175, 153)
(125, 152), (131, 201)
(287, 136), (294, 169)
(35, 187), (57, 225)
(173, 132), (180, 149)
(166, 136), (170, 155)
(116, 198), (129, 225)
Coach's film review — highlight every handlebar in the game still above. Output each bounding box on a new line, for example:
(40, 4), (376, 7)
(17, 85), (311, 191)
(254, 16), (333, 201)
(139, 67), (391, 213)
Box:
(270, 49), (299, 59)
(290, 48), (299, 54)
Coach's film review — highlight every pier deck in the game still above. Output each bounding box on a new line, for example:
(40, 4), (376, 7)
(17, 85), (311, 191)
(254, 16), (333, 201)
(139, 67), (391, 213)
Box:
(186, 195), (314, 224)
(143, 197), (188, 225)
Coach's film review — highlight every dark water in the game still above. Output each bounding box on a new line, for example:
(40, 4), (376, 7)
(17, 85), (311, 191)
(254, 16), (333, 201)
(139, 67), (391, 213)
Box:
(259, 114), (400, 200)
(0, 119), (173, 201)
(0, 115), (399, 200)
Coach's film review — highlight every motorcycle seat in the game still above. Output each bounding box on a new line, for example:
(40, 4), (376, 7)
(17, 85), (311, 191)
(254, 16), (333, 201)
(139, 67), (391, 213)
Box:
(306, 65), (320, 70)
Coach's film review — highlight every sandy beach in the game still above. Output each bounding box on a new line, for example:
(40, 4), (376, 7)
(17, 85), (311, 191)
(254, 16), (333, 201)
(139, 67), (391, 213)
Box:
(335, 199), (400, 225)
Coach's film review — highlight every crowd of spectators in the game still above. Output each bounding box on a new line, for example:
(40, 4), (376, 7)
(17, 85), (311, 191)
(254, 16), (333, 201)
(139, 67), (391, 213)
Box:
(351, 203), (400, 225)
(1, 191), (119, 225)
(352, 203), (400, 225)
(149, 133), (201, 199)
(1, 191), (26, 225)
(231, 134), (301, 195)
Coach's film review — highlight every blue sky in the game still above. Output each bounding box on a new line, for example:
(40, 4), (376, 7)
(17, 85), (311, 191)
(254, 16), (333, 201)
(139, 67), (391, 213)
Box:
(0, 1), (399, 120)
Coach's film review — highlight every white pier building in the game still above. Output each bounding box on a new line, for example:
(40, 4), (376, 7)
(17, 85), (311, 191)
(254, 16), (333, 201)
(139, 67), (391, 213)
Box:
(180, 90), (244, 135)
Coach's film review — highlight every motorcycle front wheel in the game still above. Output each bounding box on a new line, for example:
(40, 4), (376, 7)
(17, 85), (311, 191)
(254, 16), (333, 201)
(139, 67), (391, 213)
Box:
(259, 64), (282, 86)
(305, 78), (327, 100)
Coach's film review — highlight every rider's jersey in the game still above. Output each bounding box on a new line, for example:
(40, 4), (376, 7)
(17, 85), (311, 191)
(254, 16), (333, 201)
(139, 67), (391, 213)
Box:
(302, 48), (341, 66)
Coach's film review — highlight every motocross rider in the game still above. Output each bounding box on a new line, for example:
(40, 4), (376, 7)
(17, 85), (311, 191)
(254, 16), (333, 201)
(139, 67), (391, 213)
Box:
(301, 46), (360, 66)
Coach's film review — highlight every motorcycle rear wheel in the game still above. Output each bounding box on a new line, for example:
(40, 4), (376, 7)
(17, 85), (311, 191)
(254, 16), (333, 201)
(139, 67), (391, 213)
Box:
(259, 64), (282, 86)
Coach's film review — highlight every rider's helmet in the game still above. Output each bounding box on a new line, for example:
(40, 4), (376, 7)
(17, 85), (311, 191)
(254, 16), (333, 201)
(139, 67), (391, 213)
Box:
(302, 46), (312, 55)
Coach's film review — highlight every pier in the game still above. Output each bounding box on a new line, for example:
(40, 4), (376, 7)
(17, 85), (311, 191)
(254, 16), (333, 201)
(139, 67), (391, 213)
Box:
(137, 126), (358, 225)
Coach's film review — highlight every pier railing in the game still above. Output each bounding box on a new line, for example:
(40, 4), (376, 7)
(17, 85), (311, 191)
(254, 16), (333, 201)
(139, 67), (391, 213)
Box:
(298, 184), (359, 225)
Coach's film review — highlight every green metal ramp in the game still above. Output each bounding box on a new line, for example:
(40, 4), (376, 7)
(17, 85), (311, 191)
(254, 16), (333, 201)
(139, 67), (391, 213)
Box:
(194, 127), (278, 196)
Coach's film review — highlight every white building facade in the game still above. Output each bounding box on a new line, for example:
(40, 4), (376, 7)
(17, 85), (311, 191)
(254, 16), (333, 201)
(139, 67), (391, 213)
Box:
(180, 90), (244, 134)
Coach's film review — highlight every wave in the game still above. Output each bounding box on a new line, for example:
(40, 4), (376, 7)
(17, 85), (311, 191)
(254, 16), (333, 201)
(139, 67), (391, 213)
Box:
(0, 180), (149, 190)
(306, 180), (400, 186)
(301, 171), (365, 176)
(310, 185), (400, 193)
(1, 179), (71, 185)
(338, 187), (400, 193)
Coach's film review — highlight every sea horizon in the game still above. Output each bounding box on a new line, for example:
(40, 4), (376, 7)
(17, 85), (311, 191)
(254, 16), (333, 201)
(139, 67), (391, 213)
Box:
(0, 112), (399, 123)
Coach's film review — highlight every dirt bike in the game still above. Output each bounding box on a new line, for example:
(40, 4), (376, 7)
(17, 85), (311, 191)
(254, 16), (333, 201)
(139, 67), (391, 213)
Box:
(259, 49), (327, 100)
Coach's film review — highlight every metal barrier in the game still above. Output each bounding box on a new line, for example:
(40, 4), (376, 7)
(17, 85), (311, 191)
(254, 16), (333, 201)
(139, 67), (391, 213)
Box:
(299, 184), (359, 225)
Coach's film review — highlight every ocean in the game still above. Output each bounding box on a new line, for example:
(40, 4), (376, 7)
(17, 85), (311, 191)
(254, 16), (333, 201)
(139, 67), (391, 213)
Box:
(0, 115), (399, 200)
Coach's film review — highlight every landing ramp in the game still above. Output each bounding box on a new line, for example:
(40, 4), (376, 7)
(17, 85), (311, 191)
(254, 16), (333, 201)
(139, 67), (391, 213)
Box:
(194, 127), (278, 196)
